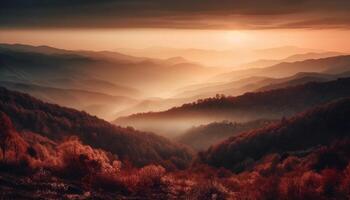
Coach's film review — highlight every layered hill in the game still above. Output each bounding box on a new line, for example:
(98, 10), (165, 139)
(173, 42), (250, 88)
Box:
(0, 87), (193, 168)
(0, 43), (225, 119)
(238, 51), (343, 69)
(115, 78), (350, 137)
(200, 98), (350, 172)
(0, 43), (221, 96)
(215, 55), (350, 82)
(176, 119), (276, 151)
(252, 71), (350, 93)
(0, 81), (139, 120)
(118, 46), (321, 67)
(176, 67), (350, 100)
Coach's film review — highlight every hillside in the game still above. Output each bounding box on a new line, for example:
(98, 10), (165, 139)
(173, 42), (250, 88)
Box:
(0, 112), (176, 199)
(256, 74), (330, 92)
(200, 98), (350, 172)
(176, 119), (276, 151)
(115, 78), (350, 137)
(254, 71), (350, 92)
(0, 87), (193, 168)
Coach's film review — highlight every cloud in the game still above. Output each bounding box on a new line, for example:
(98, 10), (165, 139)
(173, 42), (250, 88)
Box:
(1, 0), (350, 29)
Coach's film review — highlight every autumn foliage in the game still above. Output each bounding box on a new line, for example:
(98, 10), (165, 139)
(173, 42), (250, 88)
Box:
(1, 88), (350, 199)
(0, 87), (193, 168)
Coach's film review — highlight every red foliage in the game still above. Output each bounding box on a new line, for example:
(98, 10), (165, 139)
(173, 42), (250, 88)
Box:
(0, 87), (193, 168)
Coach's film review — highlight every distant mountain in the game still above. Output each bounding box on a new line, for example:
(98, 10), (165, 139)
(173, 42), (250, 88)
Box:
(118, 46), (320, 67)
(200, 98), (350, 172)
(176, 56), (350, 99)
(44, 78), (142, 97)
(0, 43), (225, 119)
(176, 119), (276, 151)
(0, 43), (222, 96)
(215, 55), (350, 82)
(238, 51), (343, 69)
(163, 56), (190, 65)
(0, 81), (139, 120)
(0, 87), (193, 168)
(254, 71), (347, 92)
(252, 46), (324, 60)
(174, 76), (273, 99)
(283, 52), (344, 62)
(0, 43), (146, 63)
(117, 47), (236, 66)
(115, 78), (350, 137)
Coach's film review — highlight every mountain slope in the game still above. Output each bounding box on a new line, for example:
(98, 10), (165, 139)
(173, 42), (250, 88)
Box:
(176, 119), (276, 151)
(115, 78), (350, 137)
(200, 98), (350, 172)
(0, 87), (193, 168)
(255, 71), (350, 92)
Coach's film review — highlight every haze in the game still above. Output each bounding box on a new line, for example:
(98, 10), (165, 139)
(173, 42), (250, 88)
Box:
(1, 0), (350, 121)
(2, 0), (350, 67)
(2, 2), (350, 198)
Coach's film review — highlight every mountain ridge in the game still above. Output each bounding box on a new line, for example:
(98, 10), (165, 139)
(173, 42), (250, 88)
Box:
(115, 78), (350, 137)
(200, 97), (350, 172)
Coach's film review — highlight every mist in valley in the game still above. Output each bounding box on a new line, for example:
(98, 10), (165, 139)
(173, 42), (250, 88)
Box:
(2, 2), (350, 197)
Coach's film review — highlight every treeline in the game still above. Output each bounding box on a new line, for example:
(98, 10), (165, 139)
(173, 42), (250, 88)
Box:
(123, 78), (350, 121)
(200, 98), (350, 172)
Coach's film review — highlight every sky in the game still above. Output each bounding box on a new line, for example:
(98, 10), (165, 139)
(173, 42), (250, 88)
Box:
(1, 0), (350, 52)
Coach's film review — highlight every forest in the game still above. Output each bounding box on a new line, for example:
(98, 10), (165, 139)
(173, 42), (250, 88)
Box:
(1, 86), (350, 199)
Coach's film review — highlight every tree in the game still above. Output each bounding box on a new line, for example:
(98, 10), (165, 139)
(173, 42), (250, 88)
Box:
(0, 112), (14, 161)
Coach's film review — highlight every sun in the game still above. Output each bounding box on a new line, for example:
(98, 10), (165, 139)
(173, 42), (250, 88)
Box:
(224, 31), (250, 46)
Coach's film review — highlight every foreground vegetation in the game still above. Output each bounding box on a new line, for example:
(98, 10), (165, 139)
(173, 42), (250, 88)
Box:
(2, 97), (350, 199)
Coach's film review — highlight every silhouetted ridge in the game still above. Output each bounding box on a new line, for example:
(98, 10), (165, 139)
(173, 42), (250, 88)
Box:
(121, 78), (350, 120)
(200, 98), (350, 172)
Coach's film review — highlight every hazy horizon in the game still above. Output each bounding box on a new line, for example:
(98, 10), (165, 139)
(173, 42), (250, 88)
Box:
(1, 29), (350, 52)
(2, 1), (350, 199)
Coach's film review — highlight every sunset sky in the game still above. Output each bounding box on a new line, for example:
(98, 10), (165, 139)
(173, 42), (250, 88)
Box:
(1, 0), (350, 52)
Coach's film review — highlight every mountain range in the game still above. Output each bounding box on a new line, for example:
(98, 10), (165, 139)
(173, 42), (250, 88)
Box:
(0, 43), (225, 119)
(116, 78), (350, 137)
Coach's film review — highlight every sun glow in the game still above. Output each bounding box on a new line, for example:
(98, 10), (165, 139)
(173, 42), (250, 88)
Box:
(224, 31), (251, 47)
(1, 29), (350, 53)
